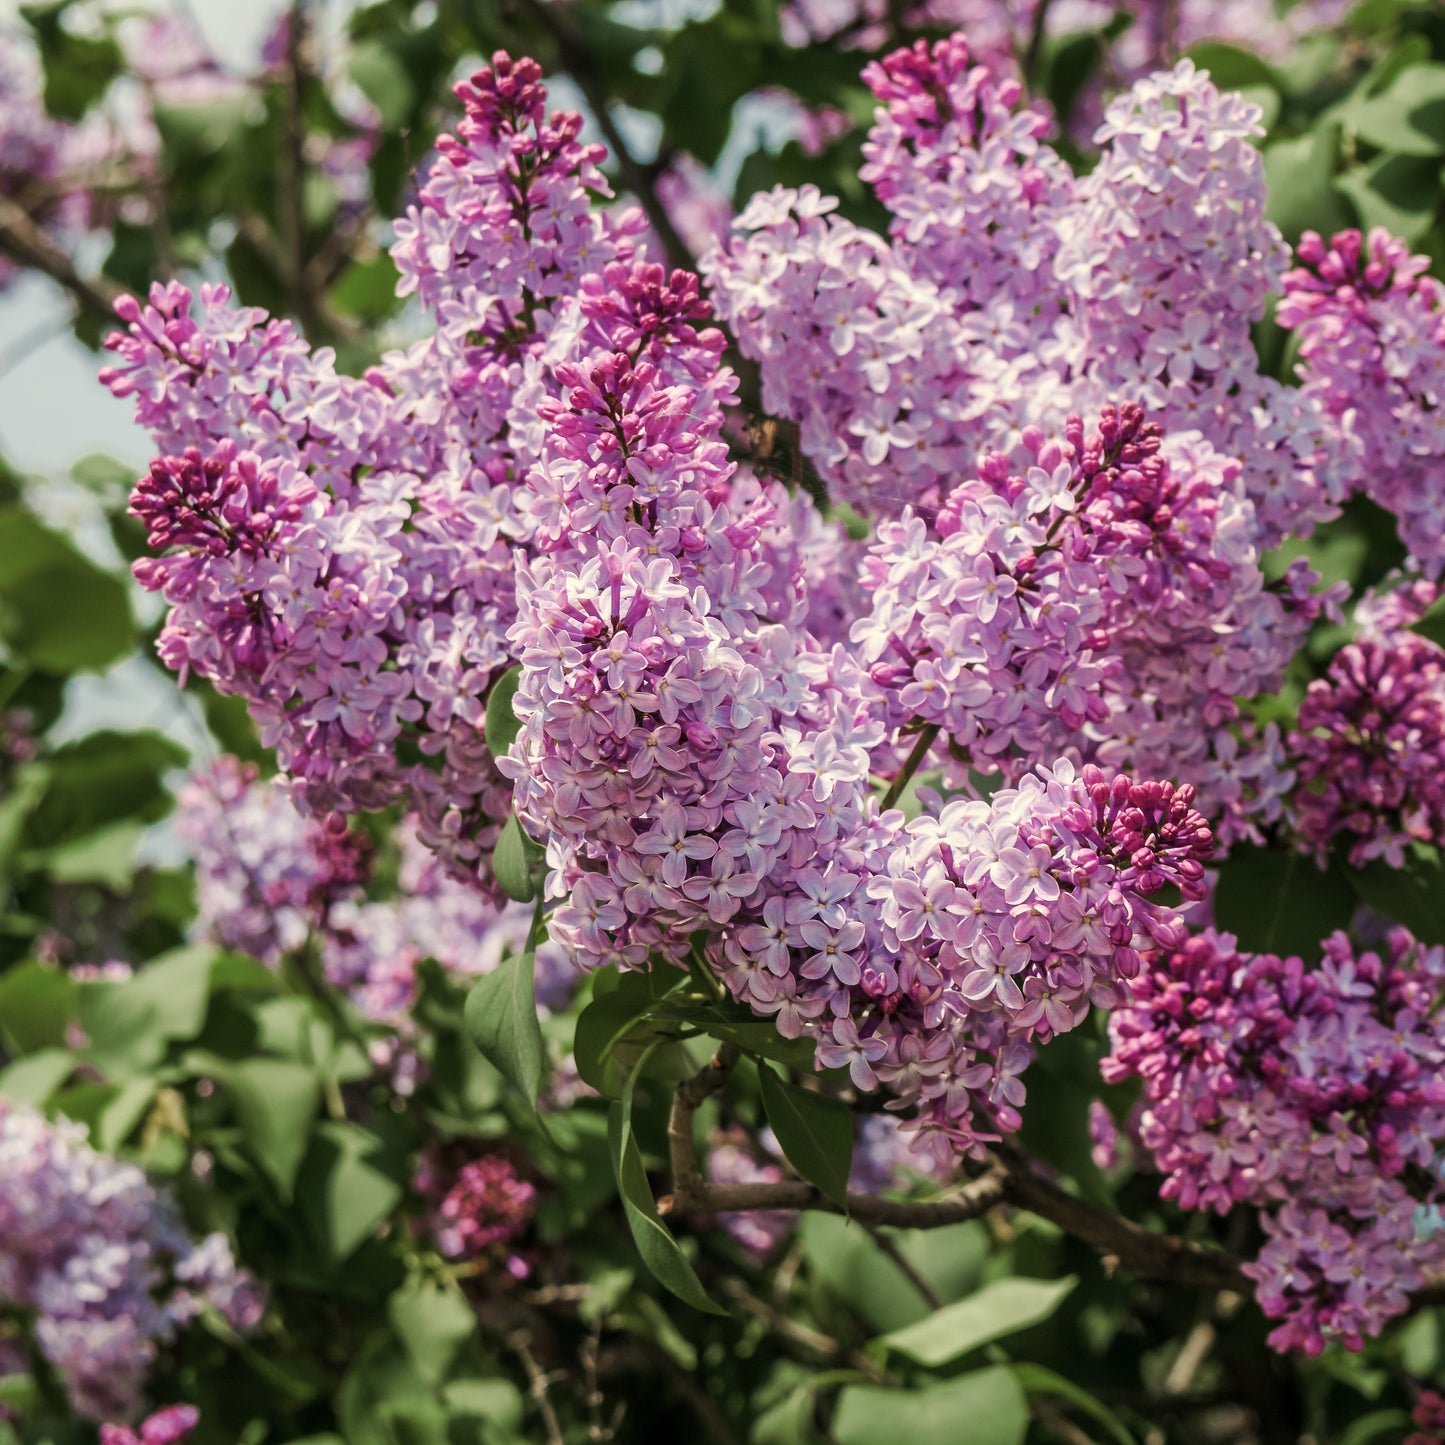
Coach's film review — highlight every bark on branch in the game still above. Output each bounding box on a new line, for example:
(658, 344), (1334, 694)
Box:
(0, 194), (122, 326)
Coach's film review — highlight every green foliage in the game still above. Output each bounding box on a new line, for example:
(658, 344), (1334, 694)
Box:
(878, 1276), (1078, 1367)
(0, 508), (133, 674)
(464, 945), (546, 1110)
(757, 1063), (853, 1205)
(832, 1367), (1029, 1445)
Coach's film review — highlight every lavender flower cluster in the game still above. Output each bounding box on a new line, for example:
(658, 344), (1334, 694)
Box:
(1103, 928), (1445, 1354)
(177, 758), (573, 1035)
(105, 35), (1445, 1353)
(1287, 580), (1445, 868)
(0, 1100), (261, 1422)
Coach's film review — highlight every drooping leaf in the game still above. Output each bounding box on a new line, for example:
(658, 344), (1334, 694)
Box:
(388, 1277), (476, 1384)
(483, 665), (524, 760)
(1212, 846), (1357, 957)
(1345, 845), (1445, 944)
(463, 948), (544, 1109)
(606, 1100), (727, 1315)
(0, 509), (133, 673)
(492, 812), (543, 903)
(1010, 1364), (1137, 1445)
(758, 1064), (852, 1204)
(879, 1276), (1078, 1368)
(833, 1367), (1028, 1445)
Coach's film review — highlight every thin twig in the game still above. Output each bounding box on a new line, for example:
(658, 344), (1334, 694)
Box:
(280, 0), (320, 337)
(722, 1278), (885, 1383)
(508, 1330), (566, 1445)
(0, 195), (122, 325)
(880, 722), (941, 811)
(863, 1222), (945, 1311)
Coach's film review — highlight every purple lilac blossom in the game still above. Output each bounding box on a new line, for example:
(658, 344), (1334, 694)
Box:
(1287, 579), (1445, 867)
(1103, 927), (1445, 1354)
(1278, 228), (1445, 576)
(0, 1101), (260, 1422)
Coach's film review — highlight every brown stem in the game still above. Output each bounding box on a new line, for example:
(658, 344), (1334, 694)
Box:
(721, 1278), (885, 1383)
(508, 1330), (566, 1445)
(992, 1142), (1248, 1292)
(863, 1222), (945, 1311)
(880, 722), (942, 811)
(280, 0), (321, 338)
(0, 195), (122, 325)
(514, 0), (696, 274)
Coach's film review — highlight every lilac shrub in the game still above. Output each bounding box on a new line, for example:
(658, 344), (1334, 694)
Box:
(106, 36), (1445, 1357)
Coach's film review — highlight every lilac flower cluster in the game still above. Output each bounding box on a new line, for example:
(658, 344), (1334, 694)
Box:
(852, 403), (1319, 835)
(101, 1405), (200, 1445)
(704, 43), (1353, 549)
(1287, 580), (1445, 867)
(1279, 228), (1445, 575)
(0, 1100), (261, 1422)
(1103, 928), (1445, 1353)
(177, 758), (571, 1034)
(414, 1147), (535, 1274)
(1409, 1390), (1445, 1445)
(114, 47), (1212, 1179)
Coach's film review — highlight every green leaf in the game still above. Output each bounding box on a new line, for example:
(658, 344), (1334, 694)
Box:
(0, 1048), (75, 1106)
(23, 730), (186, 850)
(329, 255), (402, 321)
(94, 1077), (156, 1152)
(297, 1122), (407, 1263)
(21, 1), (123, 119)
(758, 1064), (852, 1204)
(207, 1056), (322, 1200)
(79, 943), (221, 1074)
(1411, 594), (1445, 648)
(464, 948), (544, 1109)
(1264, 125), (1353, 242)
(1212, 846), (1357, 957)
(1343, 62), (1445, 156)
(0, 508), (133, 673)
(1186, 42), (1283, 93)
(1337, 152), (1443, 243)
(606, 1100), (726, 1315)
(879, 1276), (1077, 1367)
(1345, 844), (1445, 944)
(797, 1208), (965, 1329)
(1010, 1364), (1136, 1445)
(833, 1367), (1028, 1445)
(0, 961), (76, 1055)
(493, 812), (543, 903)
(443, 1378), (525, 1427)
(152, 94), (258, 159)
(483, 665), (524, 760)
(37, 820), (144, 891)
(574, 970), (676, 1097)
(1337, 1410), (1413, 1445)
(349, 41), (415, 128)
(389, 1278), (476, 1384)
(646, 995), (817, 1067)
(70, 454), (135, 491)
